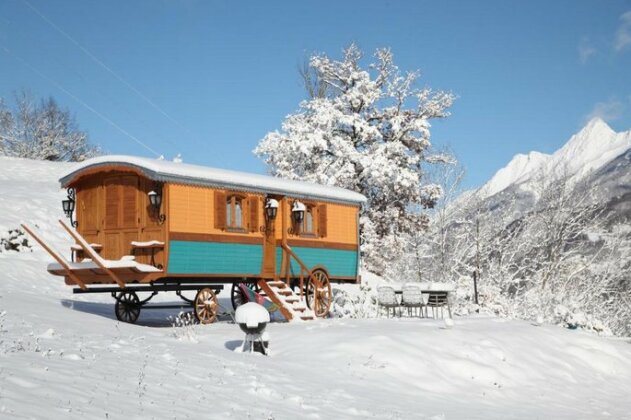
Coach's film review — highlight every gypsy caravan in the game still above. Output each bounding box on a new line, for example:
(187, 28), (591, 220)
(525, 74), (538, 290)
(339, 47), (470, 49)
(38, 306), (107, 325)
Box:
(23, 156), (366, 324)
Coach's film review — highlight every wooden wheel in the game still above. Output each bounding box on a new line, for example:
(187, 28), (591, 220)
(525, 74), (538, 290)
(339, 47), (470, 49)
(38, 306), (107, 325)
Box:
(305, 269), (332, 318)
(230, 282), (261, 310)
(114, 291), (141, 324)
(194, 287), (219, 324)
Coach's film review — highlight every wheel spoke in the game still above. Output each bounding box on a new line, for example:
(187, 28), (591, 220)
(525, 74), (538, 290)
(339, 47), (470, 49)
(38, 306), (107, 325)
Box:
(195, 288), (217, 324)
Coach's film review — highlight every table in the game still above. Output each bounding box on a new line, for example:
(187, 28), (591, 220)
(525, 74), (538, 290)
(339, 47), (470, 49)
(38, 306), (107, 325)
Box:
(392, 283), (454, 318)
(130, 240), (165, 269)
(70, 243), (102, 262)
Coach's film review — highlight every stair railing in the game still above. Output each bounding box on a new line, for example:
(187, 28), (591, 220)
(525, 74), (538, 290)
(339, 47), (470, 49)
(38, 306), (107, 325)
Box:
(280, 243), (312, 299)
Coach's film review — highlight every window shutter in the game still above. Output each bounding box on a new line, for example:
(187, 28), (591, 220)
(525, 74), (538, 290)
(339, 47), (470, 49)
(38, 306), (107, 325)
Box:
(214, 190), (226, 230)
(318, 204), (327, 238)
(249, 196), (259, 233)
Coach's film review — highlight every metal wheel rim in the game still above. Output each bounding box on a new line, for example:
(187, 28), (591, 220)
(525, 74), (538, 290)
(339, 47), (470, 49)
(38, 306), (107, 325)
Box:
(230, 283), (260, 310)
(115, 291), (140, 323)
(195, 288), (218, 324)
(306, 270), (332, 318)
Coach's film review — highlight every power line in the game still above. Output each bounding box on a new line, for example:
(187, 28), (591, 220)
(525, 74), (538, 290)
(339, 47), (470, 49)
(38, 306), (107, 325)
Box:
(1, 45), (161, 157)
(20, 0), (194, 140)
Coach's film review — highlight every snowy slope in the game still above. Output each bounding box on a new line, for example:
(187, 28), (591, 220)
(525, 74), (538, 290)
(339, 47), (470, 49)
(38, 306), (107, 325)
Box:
(2, 157), (631, 419)
(477, 118), (631, 200)
(479, 151), (550, 198)
(0, 157), (72, 250)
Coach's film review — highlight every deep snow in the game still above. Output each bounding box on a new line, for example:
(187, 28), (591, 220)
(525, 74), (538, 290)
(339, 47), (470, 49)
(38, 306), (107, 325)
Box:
(1, 156), (631, 419)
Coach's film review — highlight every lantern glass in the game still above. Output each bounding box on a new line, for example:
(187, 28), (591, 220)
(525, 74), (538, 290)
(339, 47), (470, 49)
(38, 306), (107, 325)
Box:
(62, 198), (74, 214)
(148, 190), (161, 208)
(265, 206), (277, 220)
(292, 200), (306, 224)
(293, 210), (305, 223)
(264, 198), (279, 221)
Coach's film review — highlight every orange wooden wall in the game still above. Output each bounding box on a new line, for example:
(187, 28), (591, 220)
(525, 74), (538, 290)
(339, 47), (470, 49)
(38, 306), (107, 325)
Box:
(167, 184), (264, 238)
(167, 183), (358, 245)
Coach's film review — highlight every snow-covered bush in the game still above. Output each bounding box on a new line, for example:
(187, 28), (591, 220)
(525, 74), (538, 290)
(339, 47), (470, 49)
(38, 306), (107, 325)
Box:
(169, 312), (199, 342)
(255, 44), (454, 274)
(0, 227), (32, 253)
(331, 284), (378, 319)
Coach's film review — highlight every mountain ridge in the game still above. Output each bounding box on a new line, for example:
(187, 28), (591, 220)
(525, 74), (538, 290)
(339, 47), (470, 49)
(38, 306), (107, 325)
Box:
(475, 118), (631, 202)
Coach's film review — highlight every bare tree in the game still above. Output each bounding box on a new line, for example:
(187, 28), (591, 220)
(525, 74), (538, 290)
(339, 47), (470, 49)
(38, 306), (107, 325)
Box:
(0, 91), (99, 161)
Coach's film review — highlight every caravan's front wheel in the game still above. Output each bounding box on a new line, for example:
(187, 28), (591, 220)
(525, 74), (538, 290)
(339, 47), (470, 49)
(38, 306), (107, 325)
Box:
(305, 269), (332, 318)
(114, 291), (140, 323)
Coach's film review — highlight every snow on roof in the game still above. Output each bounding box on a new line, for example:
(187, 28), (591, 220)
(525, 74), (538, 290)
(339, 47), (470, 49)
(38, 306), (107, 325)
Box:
(60, 155), (367, 205)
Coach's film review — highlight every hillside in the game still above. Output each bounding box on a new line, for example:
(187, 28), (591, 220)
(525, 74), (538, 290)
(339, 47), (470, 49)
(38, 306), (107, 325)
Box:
(1, 157), (631, 419)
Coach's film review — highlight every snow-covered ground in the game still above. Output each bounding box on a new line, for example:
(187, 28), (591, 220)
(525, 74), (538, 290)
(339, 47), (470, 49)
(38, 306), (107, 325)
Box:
(2, 156), (631, 419)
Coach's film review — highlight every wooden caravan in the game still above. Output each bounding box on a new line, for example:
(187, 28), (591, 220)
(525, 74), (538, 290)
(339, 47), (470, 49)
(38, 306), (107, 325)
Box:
(29, 155), (366, 324)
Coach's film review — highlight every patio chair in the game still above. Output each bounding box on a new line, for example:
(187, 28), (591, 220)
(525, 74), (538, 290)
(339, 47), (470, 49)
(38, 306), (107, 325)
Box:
(426, 292), (452, 319)
(377, 286), (399, 318)
(401, 284), (424, 317)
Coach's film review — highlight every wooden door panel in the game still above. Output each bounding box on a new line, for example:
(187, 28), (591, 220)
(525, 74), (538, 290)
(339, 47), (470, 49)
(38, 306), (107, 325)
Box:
(121, 231), (138, 257)
(103, 233), (119, 260)
(101, 175), (142, 260)
(82, 233), (99, 244)
(78, 185), (99, 233)
(104, 179), (120, 230)
(121, 176), (138, 229)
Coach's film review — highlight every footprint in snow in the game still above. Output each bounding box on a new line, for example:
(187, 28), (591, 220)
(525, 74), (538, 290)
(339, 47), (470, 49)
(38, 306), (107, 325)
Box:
(62, 353), (84, 361)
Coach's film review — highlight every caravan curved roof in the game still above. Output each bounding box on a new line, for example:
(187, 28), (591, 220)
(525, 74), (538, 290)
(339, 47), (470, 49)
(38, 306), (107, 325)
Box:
(60, 155), (367, 206)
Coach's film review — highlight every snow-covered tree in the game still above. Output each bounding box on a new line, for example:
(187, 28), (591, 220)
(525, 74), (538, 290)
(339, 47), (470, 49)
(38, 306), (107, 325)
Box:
(255, 45), (455, 273)
(0, 91), (99, 162)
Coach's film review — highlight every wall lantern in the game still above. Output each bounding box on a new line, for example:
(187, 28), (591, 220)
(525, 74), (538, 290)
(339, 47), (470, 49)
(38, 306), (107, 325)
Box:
(264, 197), (279, 221)
(292, 200), (306, 224)
(62, 188), (78, 227)
(148, 186), (166, 225)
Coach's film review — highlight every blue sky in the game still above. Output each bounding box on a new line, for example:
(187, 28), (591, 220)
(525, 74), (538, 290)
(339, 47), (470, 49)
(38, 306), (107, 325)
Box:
(1, 0), (630, 189)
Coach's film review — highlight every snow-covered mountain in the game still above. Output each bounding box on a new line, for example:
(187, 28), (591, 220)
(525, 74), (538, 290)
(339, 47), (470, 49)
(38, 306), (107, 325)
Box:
(476, 118), (631, 204)
(478, 151), (550, 198)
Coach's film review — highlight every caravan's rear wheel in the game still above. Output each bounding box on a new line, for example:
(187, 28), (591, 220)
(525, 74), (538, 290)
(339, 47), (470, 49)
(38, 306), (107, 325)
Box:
(114, 291), (141, 324)
(305, 269), (332, 318)
(194, 287), (218, 324)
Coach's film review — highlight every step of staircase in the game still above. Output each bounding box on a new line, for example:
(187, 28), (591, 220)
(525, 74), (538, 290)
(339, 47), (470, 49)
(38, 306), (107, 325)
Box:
(257, 278), (316, 322)
(267, 281), (286, 288)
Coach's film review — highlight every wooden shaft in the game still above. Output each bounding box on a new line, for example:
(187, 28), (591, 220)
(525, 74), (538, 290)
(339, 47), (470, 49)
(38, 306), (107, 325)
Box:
(59, 219), (126, 288)
(21, 223), (87, 290)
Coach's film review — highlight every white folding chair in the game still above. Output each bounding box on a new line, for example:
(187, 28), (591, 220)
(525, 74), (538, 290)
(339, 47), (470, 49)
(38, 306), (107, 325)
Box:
(401, 284), (424, 317)
(377, 286), (399, 318)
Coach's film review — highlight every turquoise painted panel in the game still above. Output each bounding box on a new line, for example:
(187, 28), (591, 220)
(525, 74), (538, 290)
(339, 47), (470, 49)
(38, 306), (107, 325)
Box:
(276, 246), (357, 278)
(168, 241), (262, 275)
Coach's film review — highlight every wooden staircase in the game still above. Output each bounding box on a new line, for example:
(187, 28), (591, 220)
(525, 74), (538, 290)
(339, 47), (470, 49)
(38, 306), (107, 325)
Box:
(257, 279), (315, 322)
